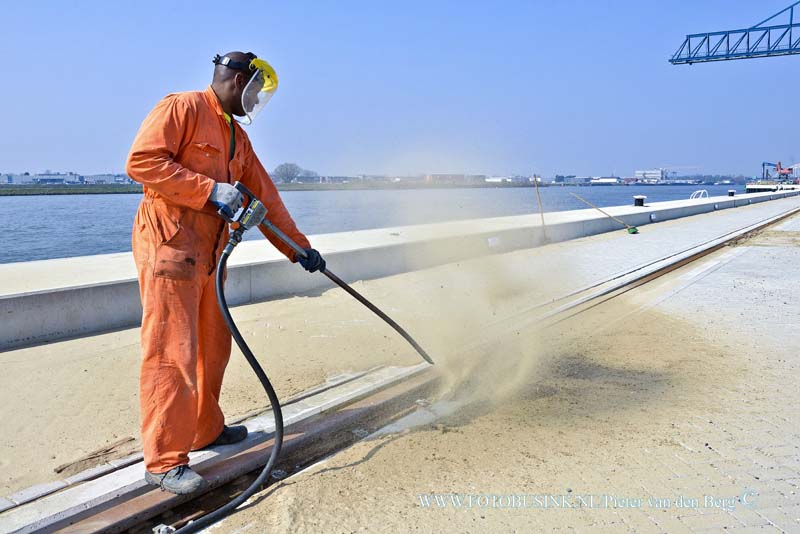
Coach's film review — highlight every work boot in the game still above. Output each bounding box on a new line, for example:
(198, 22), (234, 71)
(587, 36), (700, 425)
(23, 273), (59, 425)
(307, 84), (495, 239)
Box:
(210, 425), (248, 446)
(144, 465), (205, 495)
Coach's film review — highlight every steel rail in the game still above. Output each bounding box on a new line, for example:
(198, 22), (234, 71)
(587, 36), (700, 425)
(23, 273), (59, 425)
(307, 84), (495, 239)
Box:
(14, 203), (800, 534)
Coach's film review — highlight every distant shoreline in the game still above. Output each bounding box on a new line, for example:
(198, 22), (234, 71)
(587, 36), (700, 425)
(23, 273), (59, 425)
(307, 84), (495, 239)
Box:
(0, 182), (540, 196)
(0, 181), (741, 196)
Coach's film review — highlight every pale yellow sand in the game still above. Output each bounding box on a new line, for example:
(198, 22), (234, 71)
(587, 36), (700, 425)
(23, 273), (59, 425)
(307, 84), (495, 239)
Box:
(0, 244), (569, 495)
(215, 237), (800, 533)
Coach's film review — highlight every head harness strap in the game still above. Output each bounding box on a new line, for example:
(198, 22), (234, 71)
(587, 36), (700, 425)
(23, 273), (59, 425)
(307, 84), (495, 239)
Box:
(212, 53), (257, 71)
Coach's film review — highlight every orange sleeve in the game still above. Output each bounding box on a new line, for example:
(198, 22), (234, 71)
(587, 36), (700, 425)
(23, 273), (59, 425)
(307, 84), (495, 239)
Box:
(241, 146), (311, 261)
(126, 95), (216, 211)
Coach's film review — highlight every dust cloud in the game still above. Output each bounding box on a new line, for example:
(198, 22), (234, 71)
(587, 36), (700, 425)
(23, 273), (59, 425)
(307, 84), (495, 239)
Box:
(374, 187), (575, 408)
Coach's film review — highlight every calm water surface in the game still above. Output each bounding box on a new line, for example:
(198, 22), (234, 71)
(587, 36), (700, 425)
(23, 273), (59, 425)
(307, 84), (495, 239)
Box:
(0, 185), (739, 264)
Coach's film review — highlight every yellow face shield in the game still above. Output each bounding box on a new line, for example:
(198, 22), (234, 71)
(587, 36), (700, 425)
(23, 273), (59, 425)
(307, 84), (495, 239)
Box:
(239, 58), (279, 125)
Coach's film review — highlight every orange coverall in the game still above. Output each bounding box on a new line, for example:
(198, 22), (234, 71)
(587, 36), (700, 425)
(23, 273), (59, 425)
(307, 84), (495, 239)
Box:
(126, 86), (310, 473)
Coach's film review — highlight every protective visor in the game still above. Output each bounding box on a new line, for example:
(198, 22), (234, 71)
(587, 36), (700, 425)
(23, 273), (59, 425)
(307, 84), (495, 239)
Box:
(239, 58), (278, 125)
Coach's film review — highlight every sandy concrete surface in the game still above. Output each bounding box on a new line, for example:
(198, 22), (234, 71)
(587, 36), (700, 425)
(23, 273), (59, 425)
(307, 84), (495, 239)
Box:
(0, 238), (567, 495)
(1, 209), (798, 534)
(213, 220), (800, 533)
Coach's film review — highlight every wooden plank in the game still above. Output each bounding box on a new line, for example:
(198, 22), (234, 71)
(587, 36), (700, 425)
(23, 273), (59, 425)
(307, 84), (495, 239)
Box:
(53, 438), (136, 476)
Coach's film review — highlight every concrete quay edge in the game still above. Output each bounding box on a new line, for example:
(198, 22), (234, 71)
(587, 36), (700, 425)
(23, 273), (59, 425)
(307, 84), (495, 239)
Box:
(1, 190), (797, 350)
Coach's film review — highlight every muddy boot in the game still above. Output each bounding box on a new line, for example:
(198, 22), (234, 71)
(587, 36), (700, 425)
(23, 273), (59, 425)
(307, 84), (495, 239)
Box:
(145, 465), (205, 495)
(210, 425), (248, 446)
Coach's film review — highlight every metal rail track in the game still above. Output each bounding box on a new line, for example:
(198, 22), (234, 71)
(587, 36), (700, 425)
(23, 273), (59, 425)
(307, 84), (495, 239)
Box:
(126, 204), (800, 534)
(14, 203), (800, 534)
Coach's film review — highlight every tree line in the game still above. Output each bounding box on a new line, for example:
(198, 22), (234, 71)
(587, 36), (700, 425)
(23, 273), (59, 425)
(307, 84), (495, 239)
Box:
(271, 163), (318, 183)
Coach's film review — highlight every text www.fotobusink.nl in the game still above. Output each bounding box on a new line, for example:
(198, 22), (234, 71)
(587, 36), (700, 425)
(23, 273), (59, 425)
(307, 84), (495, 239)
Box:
(417, 491), (758, 512)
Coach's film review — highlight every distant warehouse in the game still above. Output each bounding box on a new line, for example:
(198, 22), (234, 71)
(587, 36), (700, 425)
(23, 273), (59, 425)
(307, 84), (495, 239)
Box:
(589, 177), (622, 185)
(554, 175), (591, 185)
(485, 176), (533, 184)
(635, 169), (668, 183)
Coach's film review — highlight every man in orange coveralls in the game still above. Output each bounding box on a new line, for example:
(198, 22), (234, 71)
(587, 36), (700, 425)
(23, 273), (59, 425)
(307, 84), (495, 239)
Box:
(126, 51), (325, 494)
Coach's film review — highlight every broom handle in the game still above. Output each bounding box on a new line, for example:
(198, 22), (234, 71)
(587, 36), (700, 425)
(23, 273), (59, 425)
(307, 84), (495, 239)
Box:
(569, 192), (632, 229)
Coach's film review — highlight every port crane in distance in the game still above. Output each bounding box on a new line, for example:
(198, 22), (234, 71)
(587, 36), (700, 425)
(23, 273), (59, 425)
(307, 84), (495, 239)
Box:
(761, 161), (797, 181)
(671, 1), (800, 65)
(671, 4), (800, 190)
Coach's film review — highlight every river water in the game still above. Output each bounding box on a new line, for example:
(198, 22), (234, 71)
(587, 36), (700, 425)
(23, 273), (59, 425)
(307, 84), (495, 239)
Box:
(0, 185), (738, 264)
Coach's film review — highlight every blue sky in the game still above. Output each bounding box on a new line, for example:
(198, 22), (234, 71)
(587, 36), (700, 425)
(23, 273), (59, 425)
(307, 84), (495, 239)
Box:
(1, 0), (798, 177)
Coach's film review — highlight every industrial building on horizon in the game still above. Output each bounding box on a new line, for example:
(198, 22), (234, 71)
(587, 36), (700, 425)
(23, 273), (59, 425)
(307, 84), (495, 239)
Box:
(0, 168), (758, 188)
(1, 171), (133, 185)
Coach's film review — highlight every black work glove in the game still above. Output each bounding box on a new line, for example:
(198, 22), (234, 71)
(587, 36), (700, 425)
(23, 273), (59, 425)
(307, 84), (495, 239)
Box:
(298, 248), (326, 273)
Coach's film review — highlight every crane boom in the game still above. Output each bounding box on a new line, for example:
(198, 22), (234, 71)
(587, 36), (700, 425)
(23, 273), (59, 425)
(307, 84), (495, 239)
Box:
(671, 2), (800, 65)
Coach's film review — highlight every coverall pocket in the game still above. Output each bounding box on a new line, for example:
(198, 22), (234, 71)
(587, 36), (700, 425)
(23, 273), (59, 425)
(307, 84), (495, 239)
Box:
(155, 213), (181, 245)
(184, 142), (223, 179)
(154, 238), (199, 282)
(152, 210), (199, 282)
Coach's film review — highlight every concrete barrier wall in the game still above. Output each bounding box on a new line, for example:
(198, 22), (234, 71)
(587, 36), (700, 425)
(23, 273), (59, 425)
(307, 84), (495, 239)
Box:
(1, 190), (798, 350)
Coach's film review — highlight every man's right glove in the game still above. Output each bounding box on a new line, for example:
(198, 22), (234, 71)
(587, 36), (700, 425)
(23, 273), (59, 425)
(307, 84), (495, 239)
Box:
(298, 248), (326, 273)
(209, 183), (244, 218)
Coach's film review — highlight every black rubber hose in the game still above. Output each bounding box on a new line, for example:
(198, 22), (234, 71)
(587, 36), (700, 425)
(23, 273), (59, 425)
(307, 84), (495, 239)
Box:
(321, 269), (434, 364)
(173, 244), (284, 533)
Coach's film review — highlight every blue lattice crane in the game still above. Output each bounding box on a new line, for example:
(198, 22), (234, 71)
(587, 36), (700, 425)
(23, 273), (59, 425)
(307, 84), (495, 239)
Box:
(671, 2), (800, 64)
